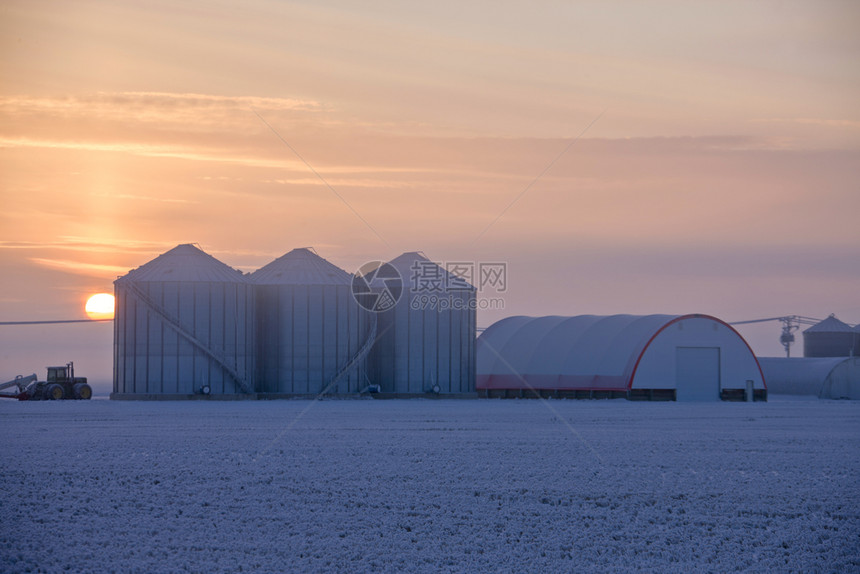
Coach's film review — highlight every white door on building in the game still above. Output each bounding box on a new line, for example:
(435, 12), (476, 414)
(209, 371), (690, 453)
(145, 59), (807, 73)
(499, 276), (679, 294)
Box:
(676, 347), (720, 401)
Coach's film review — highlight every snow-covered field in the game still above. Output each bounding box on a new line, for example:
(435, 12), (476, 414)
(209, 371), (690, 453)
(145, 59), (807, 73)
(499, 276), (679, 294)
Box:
(1, 397), (858, 573)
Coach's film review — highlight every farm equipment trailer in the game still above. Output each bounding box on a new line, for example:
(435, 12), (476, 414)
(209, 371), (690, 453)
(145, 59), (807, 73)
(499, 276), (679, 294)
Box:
(0, 362), (92, 400)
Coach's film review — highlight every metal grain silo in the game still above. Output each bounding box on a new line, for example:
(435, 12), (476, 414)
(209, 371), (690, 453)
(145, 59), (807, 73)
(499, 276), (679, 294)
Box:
(803, 315), (856, 358)
(251, 248), (374, 395)
(112, 244), (255, 398)
(369, 252), (476, 395)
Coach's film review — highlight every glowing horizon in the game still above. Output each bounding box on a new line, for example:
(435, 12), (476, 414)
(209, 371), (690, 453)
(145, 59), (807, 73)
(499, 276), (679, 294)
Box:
(1, 0), (858, 380)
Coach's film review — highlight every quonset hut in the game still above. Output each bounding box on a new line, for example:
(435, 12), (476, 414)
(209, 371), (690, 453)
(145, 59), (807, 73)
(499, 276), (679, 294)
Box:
(113, 244), (255, 398)
(368, 252), (476, 395)
(758, 357), (860, 399)
(251, 248), (374, 395)
(477, 314), (765, 401)
(803, 315), (859, 358)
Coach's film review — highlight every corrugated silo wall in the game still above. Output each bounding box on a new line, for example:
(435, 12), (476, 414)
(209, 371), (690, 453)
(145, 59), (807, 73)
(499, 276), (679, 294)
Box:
(804, 331), (857, 358)
(370, 289), (476, 394)
(255, 284), (370, 394)
(113, 280), (255, 395)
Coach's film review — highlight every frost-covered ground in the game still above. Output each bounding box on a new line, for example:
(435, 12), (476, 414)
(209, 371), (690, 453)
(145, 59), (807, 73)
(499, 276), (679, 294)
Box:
(1, 397), (858, 573)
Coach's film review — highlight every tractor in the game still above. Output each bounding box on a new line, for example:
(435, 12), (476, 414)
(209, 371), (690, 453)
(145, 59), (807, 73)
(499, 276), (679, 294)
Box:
(0, 362), (92, 400)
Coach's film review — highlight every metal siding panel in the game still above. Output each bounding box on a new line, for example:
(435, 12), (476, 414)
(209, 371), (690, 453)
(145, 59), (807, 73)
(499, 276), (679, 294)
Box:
(210, 283), (225, 393)
(279, 287), (295, 393)
(322, 286), (339, 391)
(113, 286), (123, 393)
(308, 286), (324, 392)
(259, 286), (278, 393)
(225, 283), (239, 392)
(425, 307), (438, 393)
(469, 303), (477, 392)
(461, 300), (471, 392)
(457, 301), (465, 393)
(193, 284), (209, 392)
(161, 283), (180, 394)
(293, 286), (310, 393)
(390, 300), (407, 392)
(113, 286), (120, 393)
(214, 283), (228, 393)
(343, 291), (353, 390)
(804, 331), (856, 358)
(271, 286), (281, 393)
(114, 286), (124, 393)
(354, 304), (368, 392)
(465, 293), (475, 392)
(407, 296), (423, 393)
(438, 304), (452, 392)
(134, 289), (149, 393)
(147, 283), (163, 393)
(361, 307), (373, 391)
(195, 285), (209, 345)
(244, 283), (255, 392)
(177, 283), (196, 394)
(377, 307), (396, 391)
(124, 291), (136, 393)
(336, 288), (351, 391)
(459, 298), (469, 393)
(450, 304), (462, 393)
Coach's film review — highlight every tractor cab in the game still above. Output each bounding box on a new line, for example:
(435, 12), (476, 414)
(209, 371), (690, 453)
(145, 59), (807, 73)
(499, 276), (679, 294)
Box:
(46, 365), (71, 383)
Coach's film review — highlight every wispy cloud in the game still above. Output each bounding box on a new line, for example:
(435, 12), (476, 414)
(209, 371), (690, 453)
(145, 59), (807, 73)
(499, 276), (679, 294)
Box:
(89, 192), (195, 204)
(30, 257), (130, 277)
(751, 118), (860, 130)
(1, 237), (174, 255)
(261, 177), (409, 189)
(0, 92), (324, 118)
(0, 136), (302, 168)
(0, 137), (438, 174)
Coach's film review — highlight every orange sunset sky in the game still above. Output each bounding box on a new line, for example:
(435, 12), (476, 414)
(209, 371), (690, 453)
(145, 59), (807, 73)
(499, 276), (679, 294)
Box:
(1, 0), (859, 388)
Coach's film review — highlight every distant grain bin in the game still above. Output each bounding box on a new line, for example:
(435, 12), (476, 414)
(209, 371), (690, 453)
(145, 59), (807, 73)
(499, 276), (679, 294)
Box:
(251, 248), (373, 395)
(113, 244), (255, 398)
(803, 315), (858, 358)
(369, 252), (476, 394)
(477, 314), (766, 401)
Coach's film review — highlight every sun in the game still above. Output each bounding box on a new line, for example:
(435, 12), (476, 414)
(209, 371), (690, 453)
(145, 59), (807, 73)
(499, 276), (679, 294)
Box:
(85, 293), (115, 320)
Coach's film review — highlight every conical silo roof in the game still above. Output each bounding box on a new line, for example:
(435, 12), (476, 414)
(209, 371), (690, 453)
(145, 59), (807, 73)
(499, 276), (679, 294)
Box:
(388, 251), (476, 291)
(118, 244), (247, 283)
(251, 247), (351, 285)
(804, 315), (853, 334)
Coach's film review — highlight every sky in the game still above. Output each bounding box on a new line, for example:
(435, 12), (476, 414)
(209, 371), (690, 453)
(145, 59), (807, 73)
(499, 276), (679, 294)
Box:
(1, 0), (859, 389)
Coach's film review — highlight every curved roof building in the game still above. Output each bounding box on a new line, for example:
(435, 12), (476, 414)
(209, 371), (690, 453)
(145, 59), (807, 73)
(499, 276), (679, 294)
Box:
(758, 357), (860, 399)
(477, 314), (765, 401)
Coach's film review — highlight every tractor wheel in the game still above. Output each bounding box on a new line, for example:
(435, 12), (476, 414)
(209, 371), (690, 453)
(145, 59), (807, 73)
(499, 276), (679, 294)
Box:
(47, 384), (65, 400)
(74, 383), (93, 400)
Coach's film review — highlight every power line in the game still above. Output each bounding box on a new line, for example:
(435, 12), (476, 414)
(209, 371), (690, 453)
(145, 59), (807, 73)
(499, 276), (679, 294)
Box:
(0, 319), (113, 326)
